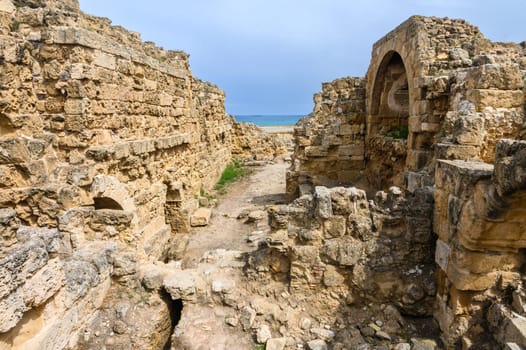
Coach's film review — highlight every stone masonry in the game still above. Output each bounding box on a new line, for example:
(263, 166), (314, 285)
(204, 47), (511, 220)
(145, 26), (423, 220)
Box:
(285, 16), (526, 349)
(1, 3), (526, 349)
(0, 1), (285, 349)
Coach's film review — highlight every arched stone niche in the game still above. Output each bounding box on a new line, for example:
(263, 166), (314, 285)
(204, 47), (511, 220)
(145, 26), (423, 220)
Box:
(369, 51), (410, 136)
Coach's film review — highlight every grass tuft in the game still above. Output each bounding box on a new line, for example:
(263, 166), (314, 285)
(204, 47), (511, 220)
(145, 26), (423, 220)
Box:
(385, 125), (409, 139)
(214, 159), (250, 194)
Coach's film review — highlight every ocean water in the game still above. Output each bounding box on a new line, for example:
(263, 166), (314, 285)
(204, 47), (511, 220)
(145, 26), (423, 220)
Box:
(234, 115), (304, 127)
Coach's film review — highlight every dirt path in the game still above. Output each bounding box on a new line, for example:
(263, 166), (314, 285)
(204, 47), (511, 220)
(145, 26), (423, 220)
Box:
(171, 159), (290, 349)
(182, 159), (289, 267)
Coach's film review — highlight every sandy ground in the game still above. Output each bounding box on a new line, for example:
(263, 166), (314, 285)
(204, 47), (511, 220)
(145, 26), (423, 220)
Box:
(172, 159), (290, 349)
(182, 159), (289, 268)
(260, 126), (294, 133)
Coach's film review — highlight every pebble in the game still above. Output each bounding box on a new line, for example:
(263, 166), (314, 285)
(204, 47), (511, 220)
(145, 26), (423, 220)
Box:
(300, 317), (312, 330)
(257, 324), (272, 343)
(306, 339), (328, 350)
(360, 326), (375, 337)
(225, 317), (238, 327)
(310, 327), (335, 340)
(113, 320), (128, 334)
(266, 337), (287, 350)
(375, 330), (392, 341)
(368, 323), (381, 332)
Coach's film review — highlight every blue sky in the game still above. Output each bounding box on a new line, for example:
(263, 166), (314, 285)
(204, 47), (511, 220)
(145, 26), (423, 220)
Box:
(78, 0), (524, 115)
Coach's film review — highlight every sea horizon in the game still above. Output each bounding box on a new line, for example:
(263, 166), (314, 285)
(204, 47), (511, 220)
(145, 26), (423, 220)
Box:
(233, 114), (305, 127)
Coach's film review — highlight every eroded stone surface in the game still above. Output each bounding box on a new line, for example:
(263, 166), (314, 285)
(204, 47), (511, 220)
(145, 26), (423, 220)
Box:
(0, 2), (525, 349)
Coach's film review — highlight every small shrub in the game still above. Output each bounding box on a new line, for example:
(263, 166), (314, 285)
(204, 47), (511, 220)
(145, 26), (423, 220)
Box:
(214, 159), (250, 194)
(254, 345), (266, 350)
(385, 125), (409, 139)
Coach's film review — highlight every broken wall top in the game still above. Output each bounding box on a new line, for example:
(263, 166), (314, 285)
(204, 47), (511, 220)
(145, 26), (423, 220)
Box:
(1, 0), (192, 74)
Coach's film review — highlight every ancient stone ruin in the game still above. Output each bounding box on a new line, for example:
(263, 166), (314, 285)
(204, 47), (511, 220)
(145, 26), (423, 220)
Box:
(0, 1), (525, 349)
(287, 15), (526, 349)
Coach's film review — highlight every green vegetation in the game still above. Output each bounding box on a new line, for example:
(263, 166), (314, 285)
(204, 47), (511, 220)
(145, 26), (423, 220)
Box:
(214, 159), (250, 194)
(254, 345), (266, 350)
(385, 125), (409, 139)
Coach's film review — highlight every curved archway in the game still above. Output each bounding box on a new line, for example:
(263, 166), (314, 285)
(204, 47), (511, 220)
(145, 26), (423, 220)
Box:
(369, 51), (410, 136)
(93, 197), (124, 210)
(364, 51), (411, 190)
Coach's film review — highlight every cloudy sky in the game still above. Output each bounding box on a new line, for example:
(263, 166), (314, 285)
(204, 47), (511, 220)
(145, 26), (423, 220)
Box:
(78, 0), (524, 115)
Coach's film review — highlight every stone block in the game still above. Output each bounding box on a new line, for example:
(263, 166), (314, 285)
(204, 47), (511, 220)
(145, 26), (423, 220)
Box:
(494, 139), (526, 196)
(64, 99), (86, 114)
(314, 186), (332, 219)
(321, 237), (362, 266)
(93, 51), (116, 70)
(339, 124), (355, 135)
(323, 215), (346, 238)
(0, 291), (24, 333)
(338, 144), (363, 157)
(0, 138), (31, 164)
(435, 143), (479, 161)
(266, 338), (287, 350)
(112, 249), (138, 277)
(323, 265), (345, 287)
(435, 239), (450, 272)
(305, 146), (328, 157)
(130, 139), (155, 155)
(466, 64), (523, 90)
(466, 89), (523, 109)
(0, 0), (16, 13)
(190, 208), (212, 227)
(306, 339), (328, 350)
(22, 258), (64, 307)
(142, 224), (171, 260)
(454, 115), (484, 146)
(0, 208), (19, 247)
(159, 92), (173, 106)
(163, 270), (199, 301)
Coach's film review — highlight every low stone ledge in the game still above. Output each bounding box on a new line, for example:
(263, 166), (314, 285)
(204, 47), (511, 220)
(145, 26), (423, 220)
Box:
(86, 133), (191, 161)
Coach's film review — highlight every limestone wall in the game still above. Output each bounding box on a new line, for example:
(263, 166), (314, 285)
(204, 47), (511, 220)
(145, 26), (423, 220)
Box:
(285, 15), (526, 348)
(254, 184), (436, 317)
(287, 77), (366, 197)
(0, 1), (278, 348)
(230, 117), (291, 161)
(434, 139), (526, 348)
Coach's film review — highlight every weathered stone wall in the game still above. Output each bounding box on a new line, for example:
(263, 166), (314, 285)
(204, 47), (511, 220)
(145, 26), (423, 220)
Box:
(256, 184), (436, 316)
(285, 15), (526, 349)
(287, 77), (366, 197)
(0, 1), (281, 348)
(288, 16), (525, 197)
(230, 117), (291, 161)
(434, 139), (526, 348)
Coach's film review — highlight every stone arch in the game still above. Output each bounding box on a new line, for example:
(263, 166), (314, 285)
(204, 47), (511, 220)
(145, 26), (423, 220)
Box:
(93, 197), (124, 210)
(364, 50), (413, 190)
(369, 51), (410, 135)
(90, 175), (135, 212)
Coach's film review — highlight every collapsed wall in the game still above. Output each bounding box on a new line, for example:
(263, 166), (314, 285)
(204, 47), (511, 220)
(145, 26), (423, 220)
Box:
(288, 78), (366, 196)
(230, 117), (292, 161)
(286, 16), (526, 348)
(0, 1), (285, 348)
